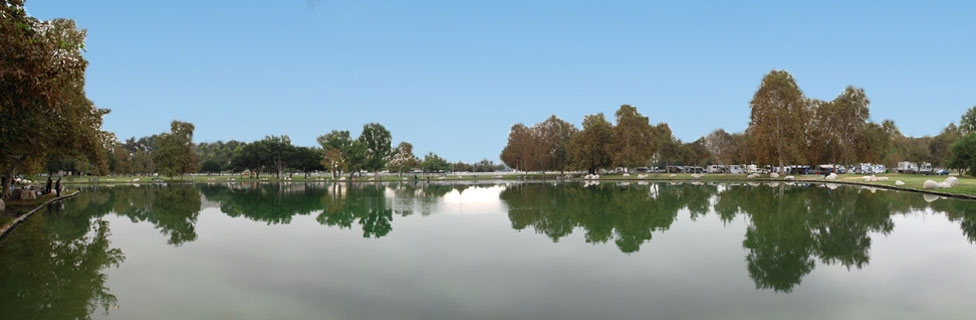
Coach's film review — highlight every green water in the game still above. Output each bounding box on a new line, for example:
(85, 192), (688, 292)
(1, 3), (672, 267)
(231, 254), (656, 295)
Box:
(2, 182), (975, 319)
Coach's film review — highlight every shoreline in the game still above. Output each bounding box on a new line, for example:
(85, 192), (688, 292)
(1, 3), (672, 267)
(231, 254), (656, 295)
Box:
(0, 191), (81, 241)
(51, 174), (976, 201)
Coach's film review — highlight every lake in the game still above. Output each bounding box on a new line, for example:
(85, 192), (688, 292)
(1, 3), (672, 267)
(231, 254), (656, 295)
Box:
(2, 181), (975, 319)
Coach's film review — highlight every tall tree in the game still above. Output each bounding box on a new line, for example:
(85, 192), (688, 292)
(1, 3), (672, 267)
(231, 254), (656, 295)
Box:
(387, 142), (418, 176)
(568, 113), (614, 174)
(154, 121), (197, 180)
(960, 106), (976, 135)
(1, 5), (106, 198)
(500, 123), (537, 171)
(611, 105), (656, 169)
(705, 129), (735, 165)
(358, 123), (393, 177)
(318, 130), (354, 178)
(747, 70), (808, 174)
(535, 115), (577, 173)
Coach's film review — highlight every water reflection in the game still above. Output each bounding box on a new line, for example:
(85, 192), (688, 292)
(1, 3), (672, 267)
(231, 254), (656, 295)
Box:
(2, 181), (976, 319)
(0, 199), (125, 319)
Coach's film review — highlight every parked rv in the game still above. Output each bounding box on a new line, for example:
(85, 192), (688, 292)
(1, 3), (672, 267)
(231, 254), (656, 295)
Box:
(728, 165), (744, 174)
(897, 161), (919, 174)
(707, 165), (726, 174)
(919, 162), (933, 175)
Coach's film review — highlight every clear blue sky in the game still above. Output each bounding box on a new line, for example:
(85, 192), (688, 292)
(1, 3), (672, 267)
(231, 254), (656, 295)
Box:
(27, 0), (976, 162)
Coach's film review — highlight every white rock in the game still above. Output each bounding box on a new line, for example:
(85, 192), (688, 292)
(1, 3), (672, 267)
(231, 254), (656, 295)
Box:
(875, 177), (888, 181)
(770, 172), (779, 178)
(923, 180), (941, 189)
(622, 173), (631, 177)
(862, 176), (873, 181)
(945, 176), (959, 187)
(669, 174), (677, 178)
(0, 198), (5, 212)
(457, 176), (463, 179)
(747, 173), (760, 179)
(637, 174), (648, 179)
(825, 173), (838, 180)
(895, 180), (905, 186)
(437, 176), (446, 180)
(784, 175), (795, 180)
(403, 177), (408, 181)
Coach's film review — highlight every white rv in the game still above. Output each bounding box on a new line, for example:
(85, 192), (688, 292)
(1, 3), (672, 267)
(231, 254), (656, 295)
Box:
(707, 165), (726, 174)
(897, 161), (918, 174)
(728, 165), (744, 174)
(919, 162), (933, 175)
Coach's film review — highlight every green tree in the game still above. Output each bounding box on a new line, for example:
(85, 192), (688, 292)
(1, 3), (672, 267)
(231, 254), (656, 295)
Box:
(317, 130), (355, 178)
(200, 160), (222, 175)
(960, 106), (976, 134)
(568, 113), (614, 174)
(947, 133), (976, 176)
(421, 152), (449, 174)
(154, 121), (198, 180)
(358, 123), (392, 177)
(747, 70), (808, 174)
(612, 105), (656, 169)
(387, 142), (418, 176)
(1, 4), (107, 198)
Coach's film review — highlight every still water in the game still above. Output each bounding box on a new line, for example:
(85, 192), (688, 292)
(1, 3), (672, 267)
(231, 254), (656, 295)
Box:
(2, 182), (976, 319)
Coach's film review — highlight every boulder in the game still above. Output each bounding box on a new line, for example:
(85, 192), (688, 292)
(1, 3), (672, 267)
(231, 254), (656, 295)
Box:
(669, 174), (677, 178)
(637, 174), (649, 179)
(895, 180), (905, 186)
(784, 175), (795, 180)
(923, 180), (941, 189)
(19, 189), (37, 201)
(747, 173), (760, 179)
(0, 198), (4, 212)
(862, 176), (873, 181)
(875, 177), (889, 182)
(770, 172), (779, 178)
(622, 173), (631, 177)
(825, 173), (838, 180)
(945, 176), (959, 187)
(691, 174), (703, 179)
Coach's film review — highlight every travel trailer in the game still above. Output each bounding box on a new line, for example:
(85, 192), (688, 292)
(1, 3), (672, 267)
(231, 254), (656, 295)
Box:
(919, 162), (933, 175)
(728, 165), (744, 174)
(897, 161), (918, 174)
(707, 165), (726, 174)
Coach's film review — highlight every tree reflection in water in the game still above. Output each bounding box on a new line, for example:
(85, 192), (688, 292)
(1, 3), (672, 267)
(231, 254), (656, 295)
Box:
(3, 180), (976, 319)
(0, 195), (125, 319)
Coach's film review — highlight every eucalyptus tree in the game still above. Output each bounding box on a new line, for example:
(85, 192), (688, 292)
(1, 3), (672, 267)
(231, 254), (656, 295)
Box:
(747, 70), (808, 174)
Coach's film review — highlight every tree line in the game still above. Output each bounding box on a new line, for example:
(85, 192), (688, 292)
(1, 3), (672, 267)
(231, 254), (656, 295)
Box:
(502, 70), (976, 175)
(98, 122), (506, 179)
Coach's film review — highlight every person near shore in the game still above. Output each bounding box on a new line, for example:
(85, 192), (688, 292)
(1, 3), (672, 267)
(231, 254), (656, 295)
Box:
(55, 177), (62, 197)
(46, 176), (53, 195)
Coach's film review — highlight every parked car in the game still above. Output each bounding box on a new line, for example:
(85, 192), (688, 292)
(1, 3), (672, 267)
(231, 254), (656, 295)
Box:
(935, 169), (950, 176)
